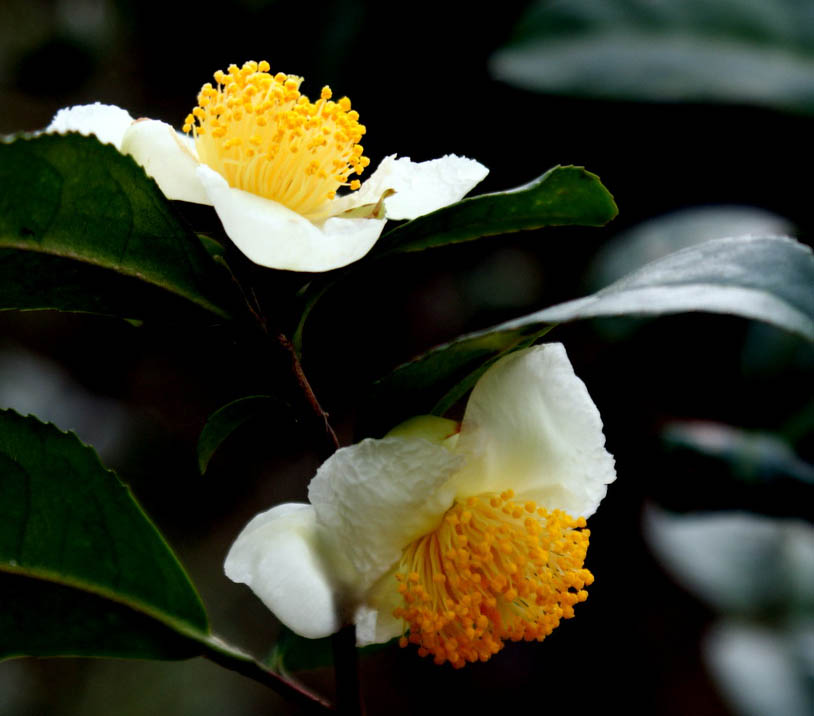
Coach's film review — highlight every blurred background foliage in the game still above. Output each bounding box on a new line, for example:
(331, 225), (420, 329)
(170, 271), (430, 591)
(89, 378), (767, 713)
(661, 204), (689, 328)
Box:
(1, 0), (812, 714)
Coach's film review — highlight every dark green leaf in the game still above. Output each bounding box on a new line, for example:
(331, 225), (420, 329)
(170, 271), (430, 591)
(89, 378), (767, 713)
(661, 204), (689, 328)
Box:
(492, 0), (814, 114)
(267, 626), (394, 675)
(474, 236), (814, 342)
(0, 413), (332, 707)
(198, 395), (288, 473)
(293, 165), (614, 355)
(0, 133), (232, 319)
(0, 410), (208, 660)
(377, 165), (617, 255)
(367, 325), (552, 434)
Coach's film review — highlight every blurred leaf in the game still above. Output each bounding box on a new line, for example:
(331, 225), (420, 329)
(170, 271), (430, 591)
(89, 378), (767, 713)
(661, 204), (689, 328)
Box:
(492, 0), (814, 113)
(472, 236), (814, 342)
(376, 165), (617, 255)
(705, 620), (814, 716)
(663, 421), (814, 486)
(0, 133), (232, 319)
(368, 325), (551, 433)
(198, 395), (289, 473)
(0, 409), (209, 660)
(645, 507), (814, 614)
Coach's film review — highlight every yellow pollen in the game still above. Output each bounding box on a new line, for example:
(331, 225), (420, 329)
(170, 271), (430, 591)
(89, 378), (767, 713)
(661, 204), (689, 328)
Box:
(393, 493), (593, 668)
(184, 61), (369, 218)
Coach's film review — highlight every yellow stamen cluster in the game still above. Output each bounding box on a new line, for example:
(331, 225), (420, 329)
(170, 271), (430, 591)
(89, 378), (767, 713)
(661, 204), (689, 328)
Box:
(393, 490), (592, 668)
(183, 61), (370, 217)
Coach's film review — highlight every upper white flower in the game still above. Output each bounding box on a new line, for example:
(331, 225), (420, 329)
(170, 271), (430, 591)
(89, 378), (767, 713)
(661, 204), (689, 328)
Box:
(224, 343), (616, 667)
(45, 61), (488, 272)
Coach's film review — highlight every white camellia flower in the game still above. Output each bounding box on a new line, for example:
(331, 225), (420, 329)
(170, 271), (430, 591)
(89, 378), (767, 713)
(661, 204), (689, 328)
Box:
(225, 343), (616, 667)
(45, 61), (488, 272)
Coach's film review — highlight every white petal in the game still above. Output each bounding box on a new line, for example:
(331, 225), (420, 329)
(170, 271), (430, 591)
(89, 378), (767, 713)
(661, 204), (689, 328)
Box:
(332, 154), (489, 220)
(353, 569), (404, 646)
(196, 166), (387, 271)
(120, 120), (210, 205)
(453, 344), (616, 517)
(308, 437), (463, 593)
(45, 103), (134, 148)
(224, 503), (340, 639)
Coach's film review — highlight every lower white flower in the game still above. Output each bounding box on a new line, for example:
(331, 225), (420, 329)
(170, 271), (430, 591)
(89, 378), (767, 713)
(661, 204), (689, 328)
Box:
(224, 343), (616, 667)
(45, 60), (488, 272)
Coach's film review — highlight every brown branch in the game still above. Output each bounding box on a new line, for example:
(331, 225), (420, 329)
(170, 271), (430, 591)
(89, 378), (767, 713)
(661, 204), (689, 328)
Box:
(276, 331), (341, 454)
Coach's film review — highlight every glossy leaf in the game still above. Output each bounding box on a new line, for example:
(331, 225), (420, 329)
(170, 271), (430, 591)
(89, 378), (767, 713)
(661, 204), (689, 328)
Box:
(0, 410), (208, 660)
(492, 0), (814, 114)
(376, 165), (617, 255)
(0, 133), (231, 319)
(479, 236), (814, 341)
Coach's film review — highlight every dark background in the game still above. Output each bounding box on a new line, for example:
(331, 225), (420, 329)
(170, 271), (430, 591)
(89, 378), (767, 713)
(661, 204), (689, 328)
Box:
(1, 1), (812, 714)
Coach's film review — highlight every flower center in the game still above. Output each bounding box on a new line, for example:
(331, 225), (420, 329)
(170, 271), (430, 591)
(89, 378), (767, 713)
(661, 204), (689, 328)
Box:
(393, 490), (593, 668)
(183, 60), (370, 218)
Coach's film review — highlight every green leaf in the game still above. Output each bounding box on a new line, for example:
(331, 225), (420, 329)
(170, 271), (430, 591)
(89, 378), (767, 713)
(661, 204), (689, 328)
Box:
(0, 133), (232, 319)
(197, 395), (288, 473)
(473, 236), (814, 342)
(377, 165), (617, 255)
(293, 165), (614, 356)
(267, 626), (394, 675)
(492, 0), (814, 114)
(367, 325), (552, 433)
(0, 410), (209, 660)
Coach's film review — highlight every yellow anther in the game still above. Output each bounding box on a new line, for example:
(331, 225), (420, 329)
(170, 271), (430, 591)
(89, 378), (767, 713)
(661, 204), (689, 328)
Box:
(393, 493), (592, 667)
(185, 61), (367, 217)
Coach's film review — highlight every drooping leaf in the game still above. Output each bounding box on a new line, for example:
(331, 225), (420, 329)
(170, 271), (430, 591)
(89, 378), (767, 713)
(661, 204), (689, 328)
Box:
(376, 165), (617, 255)
(0, 409), (208, 660)
(586, 206), (794, 291)
(197, 395), (289, 473)
(0, 133), (232, 319)
(474, 236), (814, 342)
(492, 0), (814, 114)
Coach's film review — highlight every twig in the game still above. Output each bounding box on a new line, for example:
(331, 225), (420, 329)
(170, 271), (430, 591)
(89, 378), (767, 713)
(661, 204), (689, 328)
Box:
(276, 331), (341, 454)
